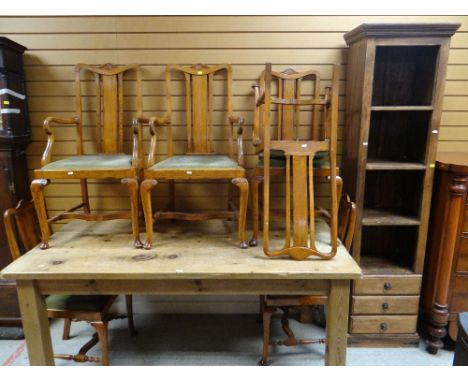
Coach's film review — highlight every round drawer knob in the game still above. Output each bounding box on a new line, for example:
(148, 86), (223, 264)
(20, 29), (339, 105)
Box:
(380, 323), (388, 332)
(383, 282), (392, 291)
(382, 302), (390, 311)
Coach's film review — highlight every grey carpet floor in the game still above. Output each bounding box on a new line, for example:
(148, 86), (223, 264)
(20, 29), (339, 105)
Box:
(0, 314), (455, 366)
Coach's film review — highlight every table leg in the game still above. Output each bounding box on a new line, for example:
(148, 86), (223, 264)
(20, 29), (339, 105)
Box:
(16, 280), (54, 365)
(325, 279), (350, 366)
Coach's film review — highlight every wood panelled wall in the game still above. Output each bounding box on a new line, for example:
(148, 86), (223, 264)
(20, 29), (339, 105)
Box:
(0, 15), (467, 313)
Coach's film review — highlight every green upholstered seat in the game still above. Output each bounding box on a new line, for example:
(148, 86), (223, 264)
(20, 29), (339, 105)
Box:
(46, 294), (111, 312)
(41, 154), (133, 171)
(258, 150), (329, 168)
(149, 155), (241, 170)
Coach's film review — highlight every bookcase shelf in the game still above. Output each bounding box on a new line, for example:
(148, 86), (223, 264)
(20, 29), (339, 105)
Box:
(366, 160), (426, 171)
(362, 208), (421, 226)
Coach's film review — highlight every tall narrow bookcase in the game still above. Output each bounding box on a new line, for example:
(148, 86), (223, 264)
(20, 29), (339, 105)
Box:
(342, 24), (460, 346)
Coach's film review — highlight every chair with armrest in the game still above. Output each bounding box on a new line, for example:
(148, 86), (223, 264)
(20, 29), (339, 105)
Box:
(137, 63), (248, 249)
(250, 63), (340, 261)
(31, 63), (144, 250)
(3, 199), (137, 366)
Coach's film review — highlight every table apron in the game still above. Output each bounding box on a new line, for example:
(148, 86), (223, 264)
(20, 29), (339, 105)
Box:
(36, 278), (331, 295)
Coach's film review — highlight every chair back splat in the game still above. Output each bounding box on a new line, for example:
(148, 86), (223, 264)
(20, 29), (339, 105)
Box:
(163, 64), (235, 156)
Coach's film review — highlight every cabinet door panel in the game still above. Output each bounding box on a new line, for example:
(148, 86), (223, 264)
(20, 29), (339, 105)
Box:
(462, 204), (468, 233)
(0, 155), (14, 269)
(456, 236), (468, 273)
(451, 276), (468, 312)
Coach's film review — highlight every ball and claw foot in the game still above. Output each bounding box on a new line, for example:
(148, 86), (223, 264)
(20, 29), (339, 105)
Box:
(249, 238), (257, 247)
(426, 342), (441, 355)
(39, 242), (49, 250)
(134, 240), (143, 249)
(240, 241), (248, 249)
(257, 359), (269, 366)
(143, 241), (152, 250)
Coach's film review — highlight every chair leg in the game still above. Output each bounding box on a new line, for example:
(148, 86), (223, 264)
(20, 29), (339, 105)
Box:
(169, 180), (175, 211)
(122, 178), (143, 248)
(125, 295), (138, 336)
(31, 179), (51, 249)
(249, 175), (263, 247)
(227, 180), (233, 213)
(62, 318), (72, 340)
(257, 295), (265, 323)
(80, 179), (91, 214)
(91, 321), (109, 366)
(232, 177), (248, 249)
(141, 179), (158, 250)
(279, 307), (298, 346)
(259, 306), (275, 366)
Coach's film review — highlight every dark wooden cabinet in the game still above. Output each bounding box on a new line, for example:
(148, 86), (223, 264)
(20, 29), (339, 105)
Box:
(342, 24), (460, 346)
(0, 37), (30, 328)
(421, 153), (468, 354)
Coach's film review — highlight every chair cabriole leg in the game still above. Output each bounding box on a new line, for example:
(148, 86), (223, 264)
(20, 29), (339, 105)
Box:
(232, 177), (248, 249)
(140, 179), (158, 250)
(122, 177), (142, 248)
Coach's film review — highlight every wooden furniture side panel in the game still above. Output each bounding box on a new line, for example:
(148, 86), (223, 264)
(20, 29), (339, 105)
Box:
(342, 39), (375, 263)
(0, 280), (21, 321)
(421, 170), (450, 313)
(450, 276), (468, 313)
(463, 204), (468, 232)
(456, 235), (468, 272)
(414, 40), (452, 274)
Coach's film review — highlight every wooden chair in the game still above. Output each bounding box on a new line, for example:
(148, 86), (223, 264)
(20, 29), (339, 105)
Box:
(250, 63), (340, 260)
(259, 192), (357, 365)
(31, 63), (144, 250)
(138, 64), (248, 249)
(3, 200), (137, 365)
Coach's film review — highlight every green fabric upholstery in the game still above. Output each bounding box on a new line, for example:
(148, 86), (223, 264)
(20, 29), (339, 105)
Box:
(41, 154), (132, 171)
(150, 155), (241, 170)
(46, 294), (111, 312)
(258, 150), (329, 168)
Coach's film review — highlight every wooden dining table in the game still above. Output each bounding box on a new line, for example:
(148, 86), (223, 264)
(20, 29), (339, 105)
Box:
(0, 218), (361, 366)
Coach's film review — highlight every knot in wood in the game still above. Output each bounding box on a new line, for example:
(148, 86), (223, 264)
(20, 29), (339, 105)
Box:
(131, 254), (155, 261)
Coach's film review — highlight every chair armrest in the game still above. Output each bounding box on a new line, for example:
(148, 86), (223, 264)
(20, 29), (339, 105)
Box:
(133, 115), (171, 168)
(41, 116), (80, 166)
(229, 115), (245, 167)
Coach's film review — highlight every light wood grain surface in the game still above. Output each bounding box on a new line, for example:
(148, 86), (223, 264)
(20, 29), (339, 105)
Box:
(1, 219), (361, 281)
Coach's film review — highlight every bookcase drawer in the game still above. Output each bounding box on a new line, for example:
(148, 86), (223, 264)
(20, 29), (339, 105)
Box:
(350, 315), (417, 334)
(351, 296), (419, 315)
(353, 277), (421, 295)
